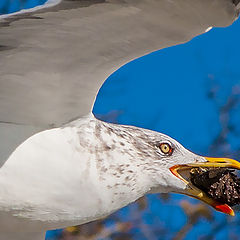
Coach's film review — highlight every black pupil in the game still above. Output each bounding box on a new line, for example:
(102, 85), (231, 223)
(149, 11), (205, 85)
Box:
(161, 143), (171, 153)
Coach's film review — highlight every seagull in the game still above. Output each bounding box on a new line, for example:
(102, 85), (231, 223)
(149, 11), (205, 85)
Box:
(0, 0), (240, 239)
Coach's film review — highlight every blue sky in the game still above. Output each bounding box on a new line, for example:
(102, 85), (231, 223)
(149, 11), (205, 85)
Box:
(1, 1), (240, 239)
(0, 0), (47, 14)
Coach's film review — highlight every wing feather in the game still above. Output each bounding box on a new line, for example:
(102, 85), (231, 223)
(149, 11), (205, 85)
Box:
(0, 0), (238, 164)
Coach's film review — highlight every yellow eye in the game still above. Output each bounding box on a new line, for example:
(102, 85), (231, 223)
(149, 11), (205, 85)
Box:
(159, 143), (173, 155)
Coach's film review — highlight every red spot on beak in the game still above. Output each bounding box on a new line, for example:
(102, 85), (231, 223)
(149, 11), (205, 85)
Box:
(214, 203), (234, 216)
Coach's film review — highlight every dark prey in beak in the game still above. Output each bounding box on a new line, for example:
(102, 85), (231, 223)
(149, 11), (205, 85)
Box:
(190, 168), (240, 206)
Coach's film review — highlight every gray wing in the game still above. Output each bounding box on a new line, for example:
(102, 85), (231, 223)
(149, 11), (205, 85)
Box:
(0, 0), (239, 164)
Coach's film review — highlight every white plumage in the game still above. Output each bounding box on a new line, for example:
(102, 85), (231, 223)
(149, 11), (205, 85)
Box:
(0, 114), (204, 234)
(0, 0), (239, 239)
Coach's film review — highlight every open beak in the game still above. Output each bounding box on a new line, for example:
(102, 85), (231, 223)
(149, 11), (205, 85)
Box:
(170, 157), (240, 216)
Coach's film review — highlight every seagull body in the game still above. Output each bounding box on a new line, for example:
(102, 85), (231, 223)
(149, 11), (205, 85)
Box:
(0, 114), (204, 239)
(0, 0), (240, 239)
(0, 115), (153, 228)
(0, 114), (188, 225)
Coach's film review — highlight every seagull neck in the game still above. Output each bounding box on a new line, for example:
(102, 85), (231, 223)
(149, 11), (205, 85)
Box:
(71, 114), (153, 210)
(89, 115), (153, 201)
(66, 114), (157, 217)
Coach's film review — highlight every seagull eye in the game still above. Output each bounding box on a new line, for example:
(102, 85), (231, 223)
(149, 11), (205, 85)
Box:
(159, 143), (173, 155)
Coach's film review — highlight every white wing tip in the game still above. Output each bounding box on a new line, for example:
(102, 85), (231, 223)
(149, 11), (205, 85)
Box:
(205, 26), (213, 33)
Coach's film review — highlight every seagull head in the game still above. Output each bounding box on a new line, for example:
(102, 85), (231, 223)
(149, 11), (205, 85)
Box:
(124, 126), (240, 216)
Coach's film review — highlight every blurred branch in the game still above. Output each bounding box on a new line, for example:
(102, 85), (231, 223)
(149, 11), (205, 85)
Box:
(173, 201), (213, 240)
(62, 221), (132, 240)
(209, 84), (240, 157)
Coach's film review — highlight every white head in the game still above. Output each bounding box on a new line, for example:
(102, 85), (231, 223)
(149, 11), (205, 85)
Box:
(98, 120), (240, 216)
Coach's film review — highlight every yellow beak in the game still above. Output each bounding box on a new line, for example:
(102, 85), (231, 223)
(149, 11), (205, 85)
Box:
(170, 157), (240, 216)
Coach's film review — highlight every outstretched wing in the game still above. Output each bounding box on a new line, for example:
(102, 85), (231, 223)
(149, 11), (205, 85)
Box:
(0, 0), (238, 165)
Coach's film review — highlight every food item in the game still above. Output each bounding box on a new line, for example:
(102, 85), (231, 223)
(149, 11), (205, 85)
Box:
(190, 167), (240, 206)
